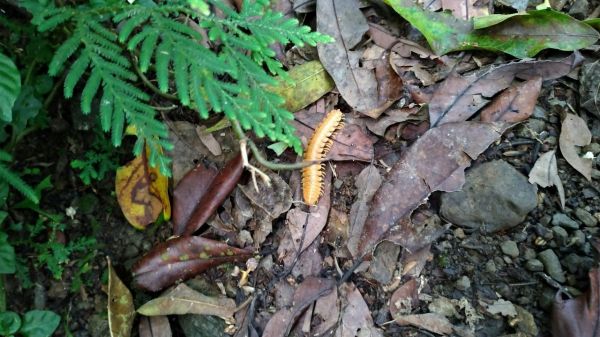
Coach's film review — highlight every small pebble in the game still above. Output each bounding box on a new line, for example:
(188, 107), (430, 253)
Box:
(456, 276), (471, 291)
(485, 260), (497, 273)
(551, 226), (568, 246)
(540, 215), (552, 226)
(552, 213), (580, 229)
(571, 230), (586, 246)
(513, 231), (528, 242)
(500, 240), (519, 258)
(334, 179), (344, 189)
(538, 249), (566, 283)
(544, 136), (557, 146)
(575, 208), (597, 227)
(525, 259), (544, 272)
(454, 227), (466, 239)
(583, 142), (600, 154)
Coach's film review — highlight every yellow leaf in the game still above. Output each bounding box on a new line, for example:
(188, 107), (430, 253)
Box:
(146, 144), (171, 220)
(115, 151), (162, 229)
(107, 257), (135, 337)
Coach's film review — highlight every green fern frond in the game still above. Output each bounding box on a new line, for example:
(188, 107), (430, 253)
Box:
(0, 52), (21, 122)
(0, 163), (39, 204)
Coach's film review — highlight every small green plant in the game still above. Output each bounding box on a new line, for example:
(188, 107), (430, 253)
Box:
(25, 0), (332, 176)
(0, 310), (60, 337)
(70, 131), (119, 185)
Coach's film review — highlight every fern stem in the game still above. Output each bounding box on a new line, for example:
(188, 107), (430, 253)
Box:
(131, 56), (178, 101)
(230, 119), (319, 171)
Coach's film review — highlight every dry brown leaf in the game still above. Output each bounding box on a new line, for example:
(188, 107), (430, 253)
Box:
(480, 77), (542, 123)
(528, 150), (565, 210)
(108, 257), (135, 337)
(195, 126), (222, 156)
(357, 121), (510, 257)
(441, 0), (489, 19)
(137, 283), (236, 320)
(366, 107), (424, 137)
(552, 268), (600, 337)
(313, 287), (339, 335)
(395, 313), (454, 335)
(559, 113), (593, 181)
(139, 316), (171, 337)
(335, 283), (383, 337)
(347, 165), (382, 258)
(389, 279), (419, 318)
(429, 53), (582, 127)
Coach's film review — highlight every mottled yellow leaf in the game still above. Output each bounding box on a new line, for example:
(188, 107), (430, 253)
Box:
(108, 257), (135, 337)
(145, 145), (171, 220)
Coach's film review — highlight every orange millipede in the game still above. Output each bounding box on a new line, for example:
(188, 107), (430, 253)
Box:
(302, 109), (344, 206)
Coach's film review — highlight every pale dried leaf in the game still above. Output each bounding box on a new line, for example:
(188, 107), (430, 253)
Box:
(348, 165), (383, 258)
(196, 126), (222, 156)
(528, 150), (565, 209)
(394, 313), (454, 335)
(559, 113), (592, 181)
(486, 299), (517, 317)
(108, 257), (135, 337)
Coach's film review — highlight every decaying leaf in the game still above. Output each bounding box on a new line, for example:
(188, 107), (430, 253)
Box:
(335, 283), (383, 337)
(196, 126), (222, 156)
(395, 313), (454, 335)
(262, 277), (335, 337)
(480, 77), (542, 123)
(172, 163), (218, 231)
(132, 236), (253, 292)
(552, 268), (600, 337)
(317, 0), (393, 117)
(139, 316), (171, 337)
(429, 53), (581, 127)
(137, 283), (236, 320)
(579, 60), (600, 118)
(485, 299), (517, 317)
(366, 107), (424, 137)
(175, 153), (244, 236)
(559, 113), (592, 181)
(145, 145), (171, 220)
(115, 151), (163, 230)
(270, 61), (335, 112)
(313, 287), (339, 335)
(347, 165), (382, 258)
(528, 150), (565, 209)
(441, 0), (489, 19)
(357, 121), (510, 257)
(390, 279), (419, 318)
(108, 257), (135, 337)
(384, 0), (599, 58)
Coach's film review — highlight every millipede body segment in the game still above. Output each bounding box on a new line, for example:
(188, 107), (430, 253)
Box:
(302, 109), (344, 206)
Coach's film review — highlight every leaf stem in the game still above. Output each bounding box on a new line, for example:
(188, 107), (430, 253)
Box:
(130, 55), (178, 101)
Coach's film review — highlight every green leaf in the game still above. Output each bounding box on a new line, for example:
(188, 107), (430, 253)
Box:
(267, 141), (288, 156)
(0, 311), (20, 335)
(584, 18), (600, 31)
(0, 231), (16, 274)
(0, 52), (21, 122)
(19, 311), (60, 337)
(383, 0), (599, 58)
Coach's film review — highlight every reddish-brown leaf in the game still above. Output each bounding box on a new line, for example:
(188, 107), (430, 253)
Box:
(357, 121), (510, 257)
(480, 77), (542, 123)
(132, 236), (253, 292)
(389, 279), (419, 319)
(262, 277), (335, 337)
(172, 164), (218, 231)
(429, 53), (582, 127)
(174, 153), (244, 236)
(552, 268), (600, 337)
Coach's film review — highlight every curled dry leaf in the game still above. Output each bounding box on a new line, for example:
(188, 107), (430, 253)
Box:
(139, 316), (171, 337)
(262, 277), (335, 337)
(480, 77), (542, 123)
(552, 268), (600, 337)
(175, 153), (244, 236)
(429, 53), (582, 127)
(115, 151), (163, 230)
(559, 113), (593, 181)
(108, 257), (135, 337)
(172, 163), (218, 231)
(528, 150), (565, 210)
(132, 236), (253, 292)
(137, 283), (236, 320)
(357, 121), (510, 257)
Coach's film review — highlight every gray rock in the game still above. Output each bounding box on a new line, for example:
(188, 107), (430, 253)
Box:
(532, 105), (547, 119)
(369, 241), (401, 284)
(572, 230), (586, 246)
(552, 213), (580, 229)
(551, 226), (568, 246)
(456, 276), (471, 291)
(575, 208), (598, 227)
(583, 142), (600, 154)
(440, 160), (538, 233)
(538, 249), (566, 283)
(569, 0), (589, 19)
(525, 259), (544, 272)
(500, 240), (519, 258)
(514, 305), (539, 336)
(540, 215), (552, 226)
(523, 247), (536, 260)
(518, 119), (546, 137)
(485, 260), (497, 273)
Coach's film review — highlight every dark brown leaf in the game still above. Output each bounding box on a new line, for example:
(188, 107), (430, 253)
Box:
(175, 153), (244, 236)
(347, 165), (382, 258)
(262, 277), (335, 337)
(172, 164), (218, 232)
(480, 77), (542, 123)
(357, 121), (510, 257)
(336, 283), (383, 337)
(132, 236), (253, 292)
(294, 110), (375, 161)
(552, 268), (600, 337)
(139, 316), (171, 337)
(389, 279), (419, 319)
(429, 53), (582, 127)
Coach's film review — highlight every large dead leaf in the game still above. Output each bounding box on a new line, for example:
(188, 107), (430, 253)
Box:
(429, 53), (582, 127)
(262, 277), (335, 337)
(115, 151), (163, 230)
(316, 0), (392, 118)
(132, 236), (253, 292)
(174, 153), (244, 236)
(480, 77), (542, 123)
(357, 121), (510, 257)
(294, 110), (375, 162)
(347, 165), (382, 258)
(139, 316), (171, 337)
(137, 283), (236, 320)
(528, 150), (565, 210)
(172, 164), (218, 231)
(270, 61), (335, 112)
(335, 283), (383, 337)
(559, 113), (592, 181)
(552, 268), (600, 337)
(108, 257), (135, 337)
